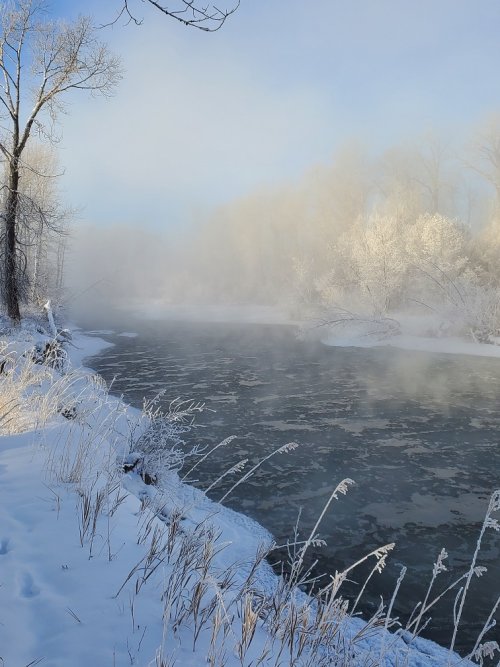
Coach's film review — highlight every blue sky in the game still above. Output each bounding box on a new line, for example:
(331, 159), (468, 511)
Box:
(45, 0), (500, 228)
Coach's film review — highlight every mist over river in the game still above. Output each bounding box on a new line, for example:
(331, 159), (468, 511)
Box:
(80, 313), (500, 653)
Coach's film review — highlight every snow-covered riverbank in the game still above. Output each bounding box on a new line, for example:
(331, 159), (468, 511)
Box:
(323, 330), (500, 359)
(319, 312), (500, 360)
(0, 321), (492, 666)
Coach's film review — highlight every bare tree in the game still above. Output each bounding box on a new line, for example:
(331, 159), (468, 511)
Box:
(467, 113), (500, 207)
(0, 0), (121, 321)
(410, 135), (459, 215)
(115, 0), (240, 31)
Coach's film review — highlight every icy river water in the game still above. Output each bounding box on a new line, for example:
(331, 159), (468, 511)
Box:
(83, 315), (500, 653)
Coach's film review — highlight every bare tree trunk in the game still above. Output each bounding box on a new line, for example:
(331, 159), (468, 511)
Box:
(31, 218), (44, 303)
(4, 160), (21, 322)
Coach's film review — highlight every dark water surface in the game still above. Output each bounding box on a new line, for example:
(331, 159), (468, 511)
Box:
(82, 316), (500, 653)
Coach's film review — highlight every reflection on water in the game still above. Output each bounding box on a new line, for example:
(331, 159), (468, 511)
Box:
(83, 317), (500, 653)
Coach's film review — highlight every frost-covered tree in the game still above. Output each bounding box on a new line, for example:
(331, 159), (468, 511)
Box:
(313, 214), (409, 316)
(312, 143), (373, 234)
(412, 135), (461, 216)
(351, 215), (408, 315)
(467, 113), (500, 209)
(404, 213), (469, 307)
(314, 212), (478, 326)
(376, 137), (461, 222)
(0, 0), (121, 321)
(376, 146), (426, 223)
(15, 143), (72, 303)
(442, 272), (500, 342)
(407, 214), (468, 273)
(0, 143), (70, 308)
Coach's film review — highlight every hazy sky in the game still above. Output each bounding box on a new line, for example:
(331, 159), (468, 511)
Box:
(46, 0), (500, 229)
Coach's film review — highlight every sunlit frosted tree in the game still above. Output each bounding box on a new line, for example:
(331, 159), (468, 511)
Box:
(351, 215), (408, 315)
(406, 213), (468, 278)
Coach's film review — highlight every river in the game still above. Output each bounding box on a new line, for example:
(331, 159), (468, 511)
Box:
(81, 313), (500, 654)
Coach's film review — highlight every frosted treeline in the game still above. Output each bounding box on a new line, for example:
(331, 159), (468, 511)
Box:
(175, 126), (500, 342)
(69, 120), (500, 342)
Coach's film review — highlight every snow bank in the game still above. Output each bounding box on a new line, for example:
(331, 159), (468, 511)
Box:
(320, 312), (500, 360)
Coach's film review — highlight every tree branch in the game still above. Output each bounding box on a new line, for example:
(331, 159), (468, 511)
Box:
(115, 0), (240, 32)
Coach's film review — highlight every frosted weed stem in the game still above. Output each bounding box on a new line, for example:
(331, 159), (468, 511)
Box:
(447, 489), (500, 665)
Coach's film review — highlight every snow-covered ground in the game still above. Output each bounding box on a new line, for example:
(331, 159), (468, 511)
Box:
(0, 321), (487, 666)
(320, 312), (500, 359)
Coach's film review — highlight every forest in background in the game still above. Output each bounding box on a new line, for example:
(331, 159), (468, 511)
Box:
(70, 117), (500, 342)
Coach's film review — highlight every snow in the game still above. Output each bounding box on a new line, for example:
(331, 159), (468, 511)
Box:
(0, 324), (481, 666)
(0, 430), (159, 666)
(324, 332), (500, 358)
(321, 313), (500, 360)
(70, 328), (114, 367)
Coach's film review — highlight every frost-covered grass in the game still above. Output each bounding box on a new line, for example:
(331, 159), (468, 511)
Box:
(0, 318), (499, 666)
